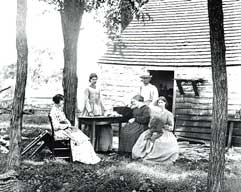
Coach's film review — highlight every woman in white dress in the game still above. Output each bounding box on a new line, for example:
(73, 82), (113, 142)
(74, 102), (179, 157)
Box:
(50, 94), (100, 164)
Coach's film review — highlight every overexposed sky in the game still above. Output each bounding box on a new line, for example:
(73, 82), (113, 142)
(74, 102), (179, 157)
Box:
(0, 1), (17, 65)
(0, 0), (108, 105)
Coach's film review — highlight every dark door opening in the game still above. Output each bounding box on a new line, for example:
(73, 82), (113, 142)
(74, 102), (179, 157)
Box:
(149, 70), (174, 112)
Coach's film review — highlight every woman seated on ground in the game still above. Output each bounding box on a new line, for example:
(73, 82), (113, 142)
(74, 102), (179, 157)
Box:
(132, 96), (179, 164)
(50, 94), (100, 164)
(119, 95), (150, 154)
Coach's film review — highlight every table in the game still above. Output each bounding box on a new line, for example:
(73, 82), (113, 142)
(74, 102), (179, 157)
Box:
(227, 118), (241, 151)
(78, 116), (128, 150)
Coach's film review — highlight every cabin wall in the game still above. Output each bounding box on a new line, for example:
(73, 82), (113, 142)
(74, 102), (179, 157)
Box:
(174, 67), (213, 142)
(100, 65), (241, 146)
(99, 65), (147, 110)
(227, 67), (241, 146)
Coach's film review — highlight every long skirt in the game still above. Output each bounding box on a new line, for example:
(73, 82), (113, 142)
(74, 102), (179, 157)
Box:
(119, 122), (146, 153)
(95, 124), (113, 152)
(132, 129), (179, 163)
(56, 129), (100, 164)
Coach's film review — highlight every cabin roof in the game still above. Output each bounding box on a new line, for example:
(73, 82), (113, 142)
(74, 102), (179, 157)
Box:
(98, 0), (241, 68)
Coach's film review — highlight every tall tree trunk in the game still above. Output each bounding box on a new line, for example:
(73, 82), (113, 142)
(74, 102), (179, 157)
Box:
(207, 0), (227, 192)
(7, 0), (28, 171)
(61, 0), (84, 125)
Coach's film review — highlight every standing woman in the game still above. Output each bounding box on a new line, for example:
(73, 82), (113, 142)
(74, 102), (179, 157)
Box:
(82, 73), (113, 152)
(119, 95), (150, 154)
(50, 94), (100, 164)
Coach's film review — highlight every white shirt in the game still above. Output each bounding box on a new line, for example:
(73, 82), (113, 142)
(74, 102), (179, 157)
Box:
(140, 83), (159, 105)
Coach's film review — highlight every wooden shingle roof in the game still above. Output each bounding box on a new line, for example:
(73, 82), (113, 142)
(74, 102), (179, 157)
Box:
(98, 0), (241, 67)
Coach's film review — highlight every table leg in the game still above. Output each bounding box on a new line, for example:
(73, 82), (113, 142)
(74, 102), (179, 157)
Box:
(226, 121), (234, 151)
(91, 121), (96, 148)
(78, 119), (82, 130)
(118, 123), (122, 152)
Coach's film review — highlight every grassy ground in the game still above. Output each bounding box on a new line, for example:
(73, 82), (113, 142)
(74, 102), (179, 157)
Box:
(1, 113), (241, 192)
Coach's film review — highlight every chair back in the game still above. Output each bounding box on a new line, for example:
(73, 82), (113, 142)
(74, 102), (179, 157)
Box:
(48, 114), (55, 138)
(173, 116), (177, 135)
(47, 113), (72, 161)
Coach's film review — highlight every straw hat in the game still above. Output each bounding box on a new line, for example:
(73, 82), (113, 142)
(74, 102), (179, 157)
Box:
(140, 71), (152, 78)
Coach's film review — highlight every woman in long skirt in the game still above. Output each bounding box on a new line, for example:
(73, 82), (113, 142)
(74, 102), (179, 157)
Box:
(119, 95), (150, 154)
(132, 96), (179, 164)
(50, 94), (100, 164)
(81, 73), (112, 152)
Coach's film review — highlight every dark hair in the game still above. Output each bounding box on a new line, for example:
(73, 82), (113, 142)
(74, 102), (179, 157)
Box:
(52, 94), (64, 104)
(154, 96), (168, 108)
(89, 73), (98, 82)
(132, 95), (144, 102)
(149, 117), (162, 128)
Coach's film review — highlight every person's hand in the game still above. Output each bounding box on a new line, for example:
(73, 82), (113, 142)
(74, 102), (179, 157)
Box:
(60, 121), (68, 124)
(128, 118), (135, 123)
(144, 131), (152, 140)
(70, 126), (78, 132)
(64, 127), (71, 133)
(150, 132), (162, 142)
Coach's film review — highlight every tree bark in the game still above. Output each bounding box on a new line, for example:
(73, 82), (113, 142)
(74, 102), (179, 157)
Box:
(207, 0), (227, 192)
(7, 0), (28, 171)
(60, 0), (84, 125)
(121, 0), (133, 31)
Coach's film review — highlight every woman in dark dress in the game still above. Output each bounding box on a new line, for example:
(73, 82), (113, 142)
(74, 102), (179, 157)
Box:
(119, 95), (150, 153)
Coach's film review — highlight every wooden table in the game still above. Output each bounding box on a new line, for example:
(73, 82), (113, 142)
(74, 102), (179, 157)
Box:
(227, 118), (241, 151)
(78, 116), (128, 149)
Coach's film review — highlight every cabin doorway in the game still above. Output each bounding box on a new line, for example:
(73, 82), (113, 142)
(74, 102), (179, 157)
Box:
(149, 70), (174, 112)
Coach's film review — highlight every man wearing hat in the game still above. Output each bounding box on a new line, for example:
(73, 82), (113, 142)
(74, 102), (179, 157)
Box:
(139, 71), (159, 105)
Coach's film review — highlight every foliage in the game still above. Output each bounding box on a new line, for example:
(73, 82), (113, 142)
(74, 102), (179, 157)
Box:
(1, 64), (16, 80)
(28, 48), (62, 89)
(0, 47), (63, 102)
(39, 0), (151, 40)
(89, 0), (152, 40)
(17, 156), (208, 192)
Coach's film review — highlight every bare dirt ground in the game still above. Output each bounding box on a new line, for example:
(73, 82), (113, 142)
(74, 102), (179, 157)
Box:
(1, 113), (241, 192)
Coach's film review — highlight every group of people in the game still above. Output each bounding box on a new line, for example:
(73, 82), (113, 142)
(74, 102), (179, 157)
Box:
(49, 71), (179, 164)
(119, 95), (179, 163)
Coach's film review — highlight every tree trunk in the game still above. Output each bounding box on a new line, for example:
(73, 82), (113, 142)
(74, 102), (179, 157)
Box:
(207, 0), (228, 192)
(60, 0), (84, 125)
(121, 0), (133, 31)
(7, 0), (28, 171)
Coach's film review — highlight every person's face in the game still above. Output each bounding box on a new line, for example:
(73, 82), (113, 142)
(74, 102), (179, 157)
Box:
(90, 77), (98, 85)
(157, 99), (166, 108)
(141, 77), (151, 85)
(131, 99), (139, 108)
(59, 99), (64, 109)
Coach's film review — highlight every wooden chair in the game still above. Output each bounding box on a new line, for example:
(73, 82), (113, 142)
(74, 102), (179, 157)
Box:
(48, 114), (72, 161)
(21, 130), (52, 158)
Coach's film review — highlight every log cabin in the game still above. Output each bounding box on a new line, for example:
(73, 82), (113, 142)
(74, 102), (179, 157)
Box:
(97, 0), (241, 146)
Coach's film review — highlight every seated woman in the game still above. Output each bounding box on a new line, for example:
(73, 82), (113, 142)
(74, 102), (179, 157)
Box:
(119, 95), (150, 154)
(132, 96), (179, 163)
(50, 94), (100, 164)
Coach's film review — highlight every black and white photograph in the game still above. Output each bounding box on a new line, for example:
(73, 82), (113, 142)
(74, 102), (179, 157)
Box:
(0, 0), (241, 191)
